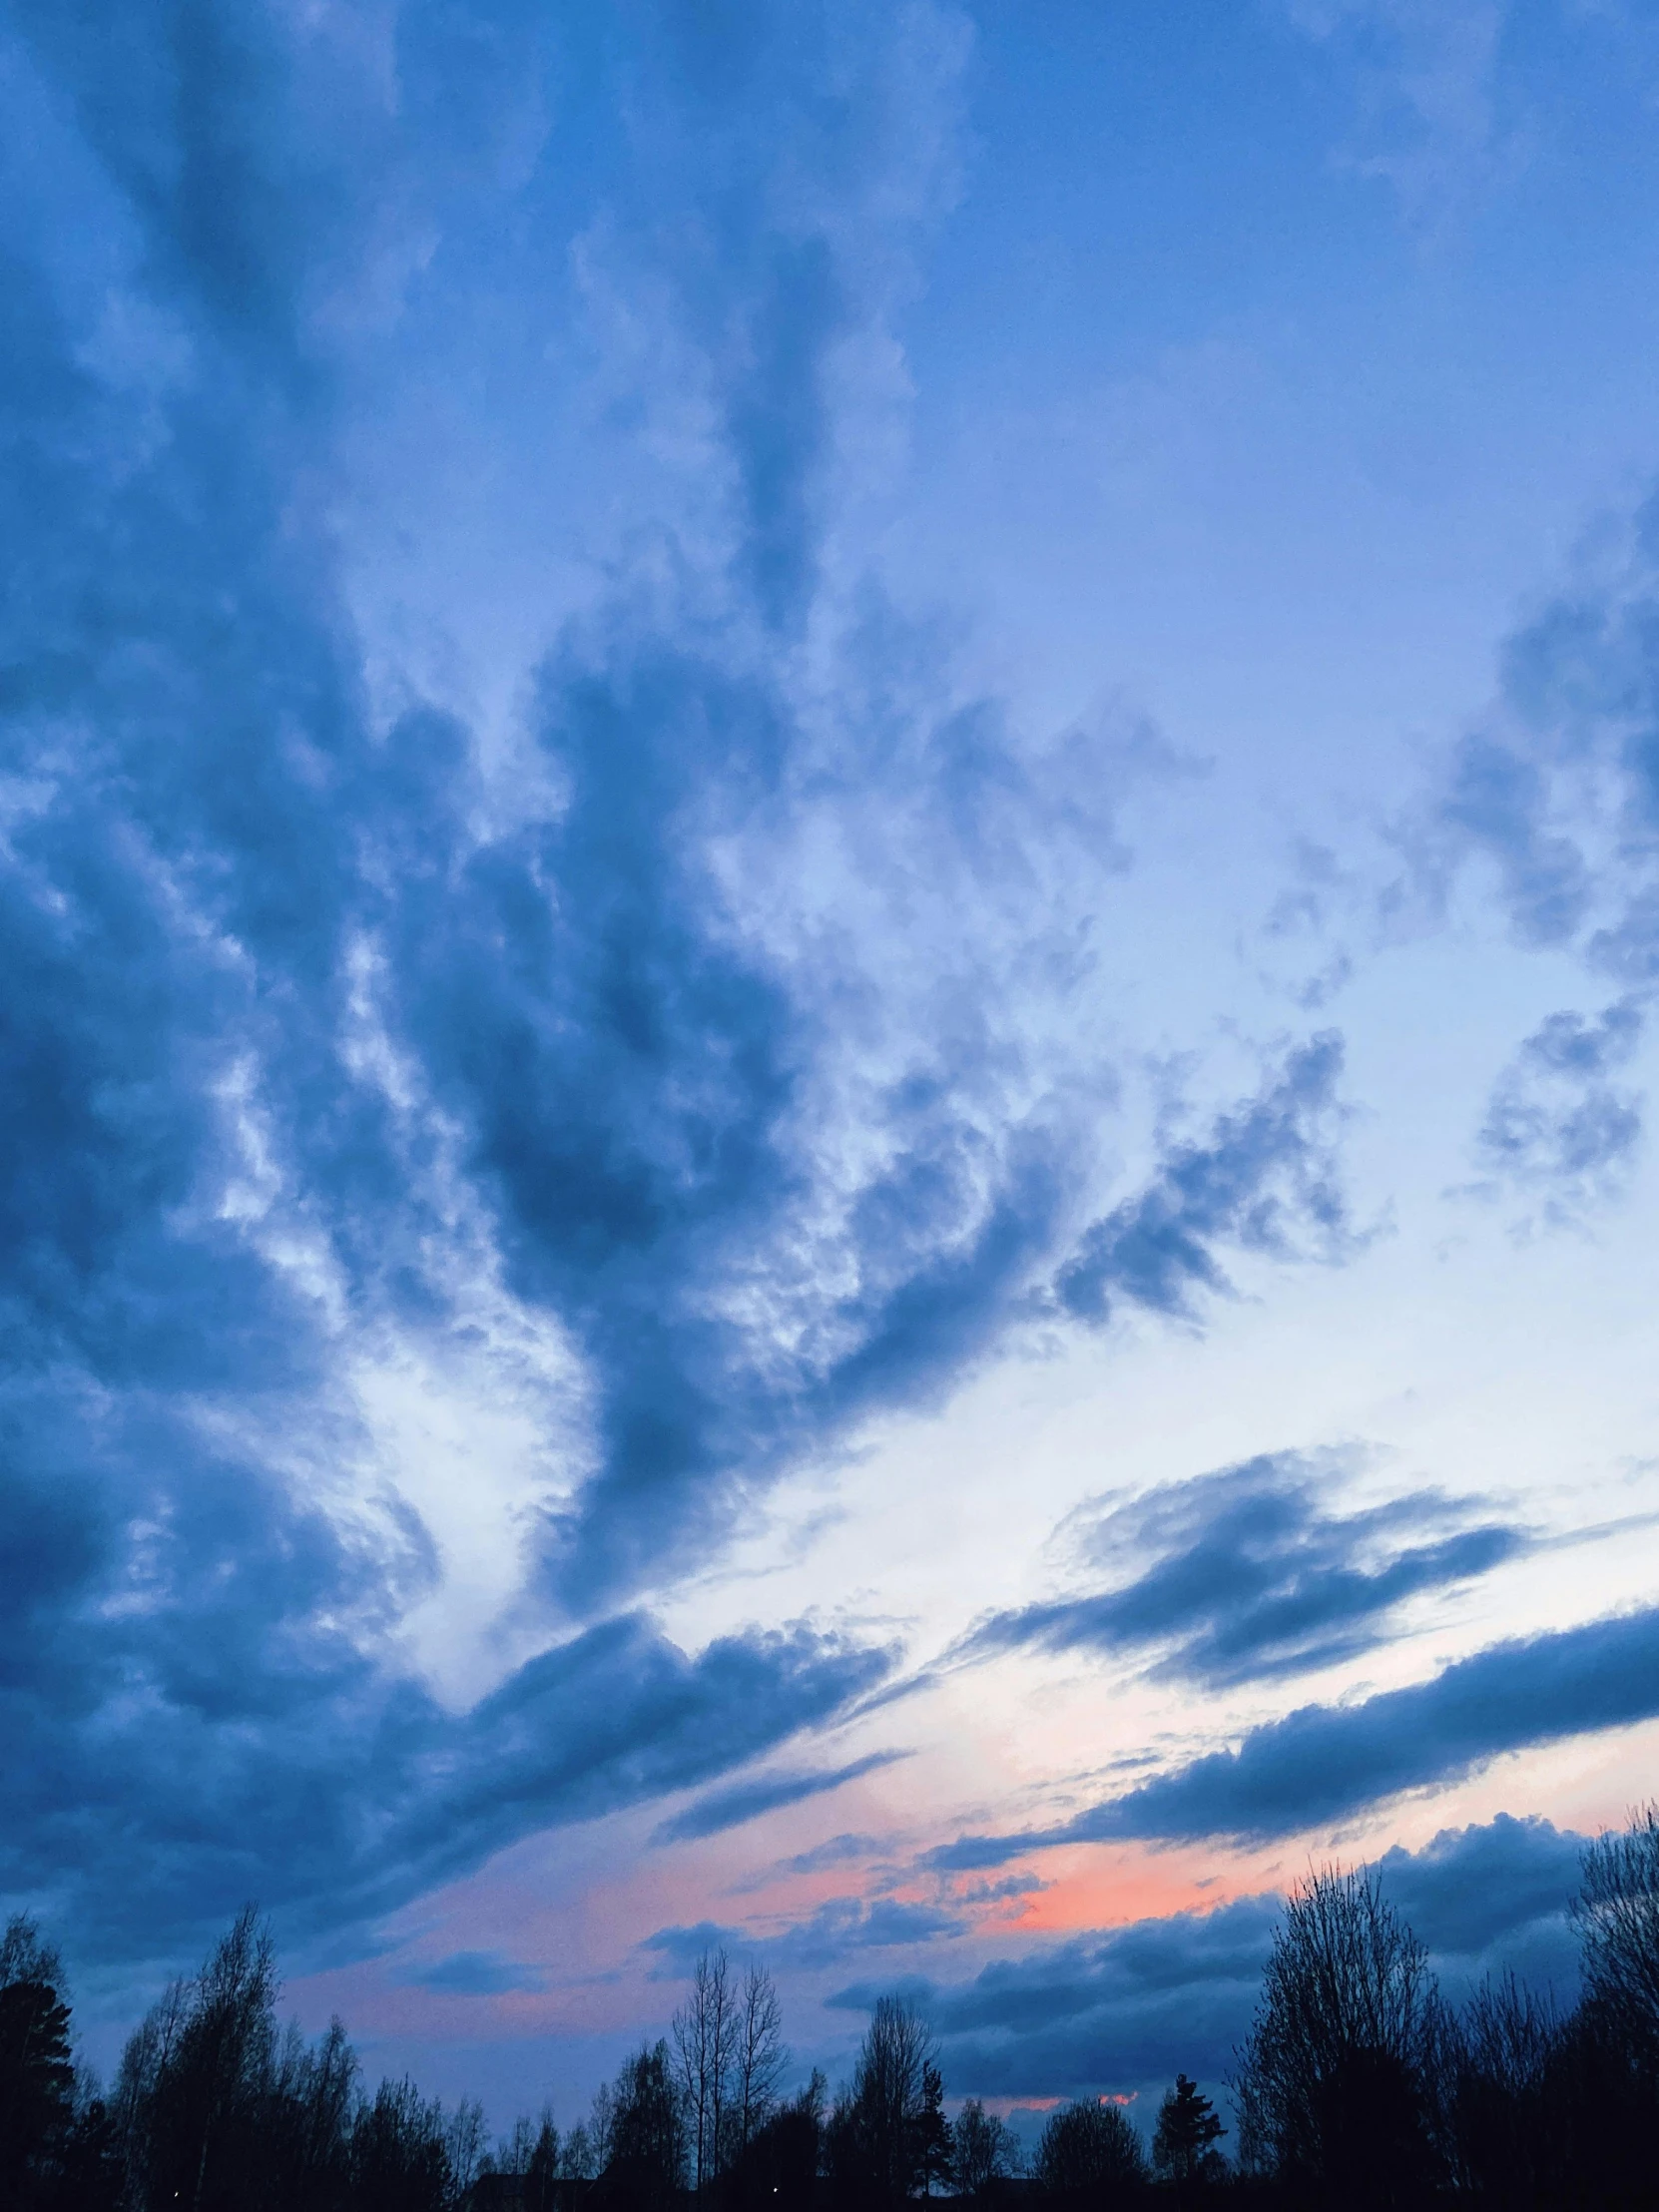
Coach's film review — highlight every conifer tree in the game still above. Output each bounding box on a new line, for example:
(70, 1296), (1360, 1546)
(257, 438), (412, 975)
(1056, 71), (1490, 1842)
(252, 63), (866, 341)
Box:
(1152, 2075), (1225, 2192)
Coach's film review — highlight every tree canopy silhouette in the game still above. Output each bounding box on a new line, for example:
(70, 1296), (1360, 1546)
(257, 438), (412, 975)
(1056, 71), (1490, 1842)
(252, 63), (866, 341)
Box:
(10, 1802), (1659, 2211)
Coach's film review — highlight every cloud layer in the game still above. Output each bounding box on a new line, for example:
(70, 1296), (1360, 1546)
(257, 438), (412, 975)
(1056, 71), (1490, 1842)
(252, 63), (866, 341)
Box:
(836, 1816), (1583, 2103)
(0, 0), (1379, 1973)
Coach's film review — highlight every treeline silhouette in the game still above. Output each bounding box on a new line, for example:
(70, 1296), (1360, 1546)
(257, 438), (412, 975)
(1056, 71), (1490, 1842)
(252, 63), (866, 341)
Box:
(4, 1806), (1659, 2211)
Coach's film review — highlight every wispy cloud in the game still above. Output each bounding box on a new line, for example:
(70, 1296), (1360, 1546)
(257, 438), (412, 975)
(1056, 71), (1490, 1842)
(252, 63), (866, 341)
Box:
(1052, 1038), (1359, 1327)
(1475, 998), (1645, 1219)
(390, 1950), (549, 1996)
(955, 1450), (1527, 1688)
(1283, 0), (1520, 229)
(646, 1893), (966, 1978)
(654, 1751), (910, 1845)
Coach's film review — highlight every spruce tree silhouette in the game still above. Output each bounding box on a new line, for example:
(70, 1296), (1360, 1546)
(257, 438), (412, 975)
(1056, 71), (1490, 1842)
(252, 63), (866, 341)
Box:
(0, 1917), (76, 2208)
(1152, 2075), (1225, 2195)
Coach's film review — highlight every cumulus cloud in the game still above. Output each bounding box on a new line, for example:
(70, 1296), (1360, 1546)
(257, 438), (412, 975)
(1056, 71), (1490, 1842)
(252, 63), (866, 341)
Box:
(934, 1604), (1659, 1862)
(956, 1450), (1525, 1689)
(1373, 1812), (1581, 1968)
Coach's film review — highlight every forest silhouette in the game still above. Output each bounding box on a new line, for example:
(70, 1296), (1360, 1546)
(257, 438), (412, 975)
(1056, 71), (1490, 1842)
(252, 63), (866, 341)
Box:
(5, 1806), (1659, 2211)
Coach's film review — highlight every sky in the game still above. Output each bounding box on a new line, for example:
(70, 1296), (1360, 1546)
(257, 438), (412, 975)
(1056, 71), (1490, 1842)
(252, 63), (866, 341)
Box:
(7, 0), (1659, 2150)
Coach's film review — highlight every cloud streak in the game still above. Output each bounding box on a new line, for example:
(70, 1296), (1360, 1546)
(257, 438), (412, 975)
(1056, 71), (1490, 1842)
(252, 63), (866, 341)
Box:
(654, 1751), (910, 1845)
(648, 1893), (967, 1979)
(1053, 1037), (1356, 1327)
(956, 1451), (1525, 1689)
(934, 1604), (1659, 1862)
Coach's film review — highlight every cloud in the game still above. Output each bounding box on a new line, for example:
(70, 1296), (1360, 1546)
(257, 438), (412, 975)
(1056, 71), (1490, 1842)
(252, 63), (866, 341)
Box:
(934, 1604), (1659, 1862)
(956, 1451), (1525, 1689)
(0, 0), (1374, 1974)
(1373, 1812), (1581, 1963)
(1052, 1038), (1357, 1327)
(831, 1896), (1278, 2100)
(770, 1834), (890, 1878)
(1438, 736), (1593, 947)
(1426, 492), (1659, 981)
(0, 1370), (891, 1961)
(1476, 999), (1644, 1216)
(853, 1814), (1584, 2103)
(654, 1751), (910, 1845)
(1282, 0), (1517, 229)
(647, 1893), (967, 1979)
(1410, 488), (1659, 1200)
(0, 0), (1001, 1967)
(390, 1951), (548, 1996)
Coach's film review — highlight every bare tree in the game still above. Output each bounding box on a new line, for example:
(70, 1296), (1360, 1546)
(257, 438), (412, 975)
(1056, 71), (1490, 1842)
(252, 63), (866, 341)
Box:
(672, 1948), (739, 2193)
(525, 2110), (560, 2212)
(144, 1907), (278, 2212)
(498, 2115), (538, 2175)
(588, 2082), (617, 2175)
(732, 1964), (787, 2161)
(1232, 1865), (1443, 2208)
(828, 1995), (940, 2206)
(609, 2042), (686, 2211)
(948, 2100), (1020, 2196)
(558, 2120), (597, 2181)
(268, 2013), (357, 2210)
(1576, 1801), (1659, 2045)
(444, 2097), (489, 2201)
(350, 2076), (451, 2212)
(1445, 1972), (1562, 2202)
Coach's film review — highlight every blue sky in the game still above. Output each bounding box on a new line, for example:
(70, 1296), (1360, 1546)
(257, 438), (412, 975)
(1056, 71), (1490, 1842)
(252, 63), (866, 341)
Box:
(7, 0), (1659, 2143)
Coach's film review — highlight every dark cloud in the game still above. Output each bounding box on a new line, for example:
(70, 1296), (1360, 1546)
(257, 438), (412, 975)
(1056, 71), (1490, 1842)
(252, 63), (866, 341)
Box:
(391, 1951), (548, 1996)
(770, 1834), (889, 1878)
(1, 1441), (888, 1963)
(647, 1894), (967, 1978)
(934, 1605), (1659, 1863)
(831, 1896), (1279, 2102)
(957, 1451), (1525, 1689)
(0, 0), (1367, 1972)
(654, 1752), (909, 1845)
(1374, 1813), (1581, 1964)
(1053, 1037), (1356, 1326)
(854, 1816), (1587, 2104)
